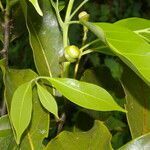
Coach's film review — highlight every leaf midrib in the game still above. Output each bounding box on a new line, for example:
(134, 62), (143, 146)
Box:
(51, 79), (118, 108)
(18, 83), (30, 135)
(28, 19), (52, 77)
(37, 84), (56, 114)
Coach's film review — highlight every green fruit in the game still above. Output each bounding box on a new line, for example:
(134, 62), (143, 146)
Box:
(65, 45), (81, 62)
(78, 11), (89, 22)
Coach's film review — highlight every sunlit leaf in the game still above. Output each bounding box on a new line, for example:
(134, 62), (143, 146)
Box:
(115, 17), (150, 43)
(2, 69), (49, 149)
(10, 82), (32, 144)
(49, 78), (126, 112)
(83, 21), (150, 85)
(37, 83), (58, 118)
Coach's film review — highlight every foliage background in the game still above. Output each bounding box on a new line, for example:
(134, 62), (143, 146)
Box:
(0, 0), (150, 149)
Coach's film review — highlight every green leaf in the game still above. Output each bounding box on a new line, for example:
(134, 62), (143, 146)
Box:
(3, 69), (49, 149)
(115, 17), (150, 43)
(0, 115), (18, 149)
(51, 0), (65, 12)
(49, 78), (126, 112)
(46, 121), (113, 150)
(115, 17), (150, 31)
(28, 0), (43, 16)
(10, 82), (32, 144)
(0, 115), (11, 131)
(36, 83), (58, 118)
(21, 0), (63, 77)
(58, 1), (65, 12)
(121, 65), (150, 138)
(84, 21), (150, 85)
(119, 133), (150, 150)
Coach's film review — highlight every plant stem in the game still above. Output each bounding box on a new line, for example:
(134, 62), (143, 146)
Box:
(74, 56), (81, 78)
(0, 2), (11, 116)
(0, 99), (6, 116)
(65, 0), (75, 22)
(57, 113), (66, 134)
(51, 0), (63, 28)
(63, 0), (75, 47)
(82, 26), (88, 46)
(67, 20), (80, 25)
(70, 0), (89, 20)
(0, 6), (11, 67)
(80, 39), (100, 51)
(0, 0), (4, 12)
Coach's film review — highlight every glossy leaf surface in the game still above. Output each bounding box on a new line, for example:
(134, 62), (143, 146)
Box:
(49, 78), (126, 112)
(119, 133), (150, 150)
(115, 17), (150, 31)
(21, 0), (63, 77)
(115, 17), (150, 43)
(37, 83), (58, 118)
(46, 121), (113, 150)
(10, 82), (32, 144)
(2, 69), (49, 149)
(84, 21), (150, 85)
(121, 65), (150, 138)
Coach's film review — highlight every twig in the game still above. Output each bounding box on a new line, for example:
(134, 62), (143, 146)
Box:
(0, 99), (6, 116)
(0, 8), (11, 67)
(0, 5), (11, 116)
(0, 0), (4, 12)
(57, 113), (66, 134)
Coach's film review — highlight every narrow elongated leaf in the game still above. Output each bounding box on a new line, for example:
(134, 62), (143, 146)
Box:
(49, 78), (126, 112)
(121, 65), (150, 138)
(1, 69), (49, 149)
(21, 0), (63, 77)
(46, 121), (113, 150)
(28, 0), (43, 16)
(10, 82), (32, 144)
(36, 83), (58, 118)
(83, 21), (150, 85)
(119, 133), (150, 150)
(115, 17), (150, 42)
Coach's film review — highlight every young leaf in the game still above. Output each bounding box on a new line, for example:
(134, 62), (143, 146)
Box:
(83, 21), (150, 85)
(4, 69), (49, 149)
(36, 83), (59, 118)
(49, 78), (126, 112)
(10, 82), (32, 144)
(28, 0), (43, 16)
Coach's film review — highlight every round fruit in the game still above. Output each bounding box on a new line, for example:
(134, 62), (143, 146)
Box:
(65, 45), (80, 62)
